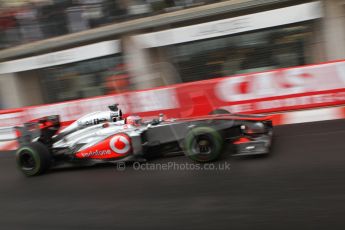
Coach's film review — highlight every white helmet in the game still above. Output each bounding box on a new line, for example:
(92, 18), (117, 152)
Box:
(126, 115), (142, 127)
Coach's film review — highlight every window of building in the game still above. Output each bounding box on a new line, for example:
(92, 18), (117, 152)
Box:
(40, 54), (126, 103)
(167, 24), (313, 82)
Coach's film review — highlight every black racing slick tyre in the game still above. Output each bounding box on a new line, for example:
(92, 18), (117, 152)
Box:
(184, 127), (224, 162)
(209, 109), (230, 115)
(16, 142), (51, 176)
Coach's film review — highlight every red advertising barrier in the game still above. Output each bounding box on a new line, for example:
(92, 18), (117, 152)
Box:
(1, 60), (345, 128)
(1, 60), (345, 151)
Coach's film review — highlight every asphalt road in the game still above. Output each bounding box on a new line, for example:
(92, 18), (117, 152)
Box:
(0, 119), (345, 230)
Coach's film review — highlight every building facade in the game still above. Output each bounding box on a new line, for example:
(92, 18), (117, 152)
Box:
(0, 0), (344, 109)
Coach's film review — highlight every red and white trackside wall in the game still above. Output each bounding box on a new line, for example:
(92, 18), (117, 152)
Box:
(1, 60), (345, 150)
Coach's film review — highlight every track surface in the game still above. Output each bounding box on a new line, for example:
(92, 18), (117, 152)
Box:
(0, 120), (345, 230)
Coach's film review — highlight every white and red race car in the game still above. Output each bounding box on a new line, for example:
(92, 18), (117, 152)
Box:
(15, 104), (273, 176)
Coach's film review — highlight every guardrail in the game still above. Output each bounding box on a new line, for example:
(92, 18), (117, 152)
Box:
(0, 127), (16, 142)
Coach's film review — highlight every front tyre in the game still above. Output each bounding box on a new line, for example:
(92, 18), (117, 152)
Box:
(184, 127), (223, 162)
(16, 142), (51, 176)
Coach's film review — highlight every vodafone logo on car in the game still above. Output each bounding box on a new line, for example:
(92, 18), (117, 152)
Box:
(109, 134), (131, 154)
(75, 134), (131, 159)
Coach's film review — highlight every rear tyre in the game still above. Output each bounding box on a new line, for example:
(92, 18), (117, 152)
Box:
(16, 142), (51, 176)
(184, 127), (223, 162)
(209, 109), (230, 115)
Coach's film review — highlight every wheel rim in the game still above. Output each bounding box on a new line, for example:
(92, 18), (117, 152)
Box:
(19, 150), (36, 171)
(191, 134), (214, 156)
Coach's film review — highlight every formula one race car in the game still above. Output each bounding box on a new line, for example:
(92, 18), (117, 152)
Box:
(15, 104), (273, 176)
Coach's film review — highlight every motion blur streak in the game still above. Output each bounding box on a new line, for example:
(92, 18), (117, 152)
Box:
(0, 119), (344, 229)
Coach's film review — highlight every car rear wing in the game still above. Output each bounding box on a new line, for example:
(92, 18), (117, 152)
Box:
(15, 115), (60, 146)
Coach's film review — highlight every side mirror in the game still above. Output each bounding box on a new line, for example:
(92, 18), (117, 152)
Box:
(159, 113), (164, 122)
(151, 119), (160, 125)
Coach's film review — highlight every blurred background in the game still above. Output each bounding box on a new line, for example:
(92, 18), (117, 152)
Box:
(0, 0), (344, 109)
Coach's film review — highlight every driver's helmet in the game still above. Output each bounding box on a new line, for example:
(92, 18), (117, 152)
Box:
(126, 115), (142, 127)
